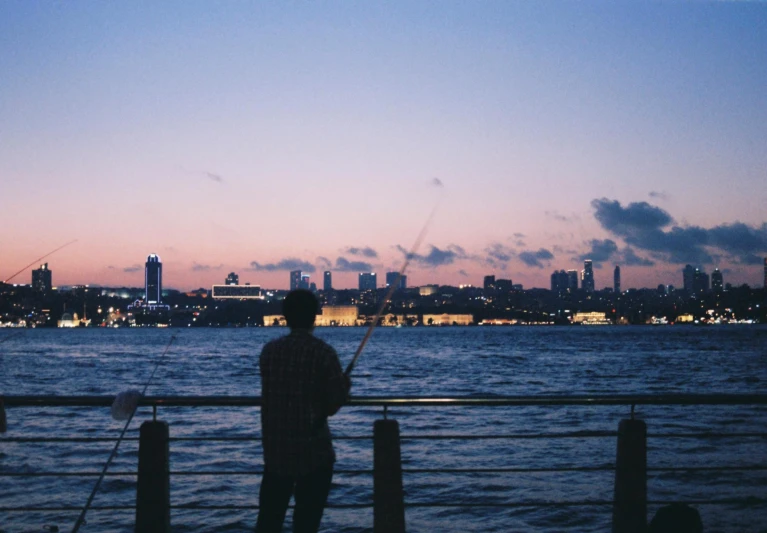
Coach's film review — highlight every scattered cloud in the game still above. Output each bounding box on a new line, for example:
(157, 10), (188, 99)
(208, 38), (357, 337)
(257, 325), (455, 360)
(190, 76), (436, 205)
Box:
(191, 262), (222, 272)
(621, 248), (655, 267)
(248, 258), (316, 273)
(398, 244), (466, 267)
(485, 243), (514, 263)
(334, 257), (374, 272)
(316, 256), (332, 269)
(518, 248), (554, 268)
(431, 177), (444, 188)
(345, 246), (379, 258)
(123, 264), (141, 273)
(545, 211), (573, 223)
(591, 198), (767, 265)
(648, 191), (668, 200)
(458, 269), (469, 277)
(580, 239), (619, 263)
(204, 171), (224, 183)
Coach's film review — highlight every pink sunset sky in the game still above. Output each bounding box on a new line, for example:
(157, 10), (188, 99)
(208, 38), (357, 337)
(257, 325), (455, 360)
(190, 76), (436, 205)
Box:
(2, 2), (766, 291)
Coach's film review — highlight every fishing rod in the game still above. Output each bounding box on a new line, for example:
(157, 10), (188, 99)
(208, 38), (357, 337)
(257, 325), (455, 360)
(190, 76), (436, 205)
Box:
(344, 202), (440, 376)
(3, 240), (78, 284)
(71, 334), (177, 533)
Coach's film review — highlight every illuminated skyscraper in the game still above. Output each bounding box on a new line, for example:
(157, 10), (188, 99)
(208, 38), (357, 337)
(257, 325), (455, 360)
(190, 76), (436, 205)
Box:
(32, 263), (52, 292)
(614, 265), (621, 294)
(550, 270), (568, 293)
(359, 272), (377, 291)
(582, 260), (594, 293)
(300, 274), (310, 290)
(483, 275), (495, 296)
(145, 254), (162, 304)
(386, 272), (407, 290)
(225, 272), (239, 286)
(323, 271), (332, 292)
(693, 268), (709, 293)
(567, 270), (578, 291)
(683, 265), (695, 293)
(711, 268), (723, 292)
(290, 270), (302, 291)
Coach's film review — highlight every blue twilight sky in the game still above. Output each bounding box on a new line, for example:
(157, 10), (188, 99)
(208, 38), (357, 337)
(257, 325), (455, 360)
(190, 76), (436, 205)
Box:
(1, 1), (766, 290)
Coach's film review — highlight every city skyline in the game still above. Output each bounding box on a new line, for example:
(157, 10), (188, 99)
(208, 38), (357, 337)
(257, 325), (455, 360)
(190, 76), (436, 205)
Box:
(2, 3), (766, 290)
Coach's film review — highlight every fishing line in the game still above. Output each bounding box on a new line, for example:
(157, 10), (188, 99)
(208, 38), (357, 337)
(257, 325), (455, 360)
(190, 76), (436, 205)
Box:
(3, 240), (78, 284)
(71, 334), (177, 533)
(345, 202), (440, 376)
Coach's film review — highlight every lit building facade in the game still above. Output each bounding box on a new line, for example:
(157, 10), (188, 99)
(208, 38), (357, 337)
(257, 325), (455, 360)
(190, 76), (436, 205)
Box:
(422, 313), (474, 326)
(145, 254), (162, 304)
(32, 263), (52, 292)
(315, 305), (359, 326)
(211, 285), (263, 299)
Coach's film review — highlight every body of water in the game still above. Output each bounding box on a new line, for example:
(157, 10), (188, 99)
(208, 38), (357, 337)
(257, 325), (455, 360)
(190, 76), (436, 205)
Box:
(1, 326), (766, 532)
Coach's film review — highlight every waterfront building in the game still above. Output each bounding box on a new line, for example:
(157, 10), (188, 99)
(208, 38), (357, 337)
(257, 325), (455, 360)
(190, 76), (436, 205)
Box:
(683, 265), (695, 293)
(32, 263), (52, 292)
(289, 270), (302, 291)
(315, 305), (359, 326)
(211, 284), (263, 299)
(385, 272), (407, 290)
(582, 260), (595, 293)
(225, 272), (239, 286)
(359, 272), (377, 291)
(422, 313), (474, 326)
(614, 265), (621, 294)
(145, 254), (162, 304)
(567, 270), (578, 291)
(572, 311), (611, 325)
(263, 315), (287, 327)
(711, 268), (723, 292)
(419, 284), (439, 296)
(323, 271), (332, 292)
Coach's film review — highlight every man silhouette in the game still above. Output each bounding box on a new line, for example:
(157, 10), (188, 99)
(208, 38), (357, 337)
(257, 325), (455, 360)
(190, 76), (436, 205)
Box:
(256, 290), (351, 533)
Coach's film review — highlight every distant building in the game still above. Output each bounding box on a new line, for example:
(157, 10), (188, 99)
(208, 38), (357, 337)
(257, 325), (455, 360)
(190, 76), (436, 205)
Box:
(315, 305), (359, 326)
(764, 258), (767, 289)
(550, 270), (569, 293)
(693, 268), (709, 293)
(300, 274), (311, 290)
(422, 313), (473, 326)
(614, 265), (621, 294)
(483, 275), (495, 295)
(263, 315), (287, 327)
(211, 285), (263, 299)
(711, 268), (723, 292)
(495, 278), (513, 293)
(572, 311), (611, 325)
(567, 270), (578, 291)
(290, 270), (302, 291)
(683, 265), (695, 293)
(385, 272), (407, 290)
(582, 260), (594, 293)
(323, 271), (332, 292)
(225, 272), (239, 286)
(145, 254), (162, 304)
(359, 272), (377, 291)
(419, 284), (439, 296)
(32, 263), (52, 292)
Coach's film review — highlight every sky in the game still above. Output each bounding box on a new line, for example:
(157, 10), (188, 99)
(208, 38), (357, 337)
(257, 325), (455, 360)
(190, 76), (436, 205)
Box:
(1, 1), (766, 291)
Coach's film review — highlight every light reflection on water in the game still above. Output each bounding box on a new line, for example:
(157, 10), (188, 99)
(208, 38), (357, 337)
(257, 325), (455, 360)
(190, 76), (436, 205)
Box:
(1, 326), (766, 532)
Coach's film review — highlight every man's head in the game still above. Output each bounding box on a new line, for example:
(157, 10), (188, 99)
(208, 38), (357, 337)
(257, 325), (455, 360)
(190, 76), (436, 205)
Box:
(283, 289), (319, 330)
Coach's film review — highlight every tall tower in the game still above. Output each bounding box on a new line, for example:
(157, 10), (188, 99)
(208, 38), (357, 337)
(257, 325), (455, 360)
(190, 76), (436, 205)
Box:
(582, 260), (595, 293)
(683, 265), (695, 293)
(323, 271), (332, 292)
(145, 254), (162, 304)
(300, 274), (310, 290)
(711, 268), (723, 292)
(359, 272), (377, 291)
(613, 265), (621, 294)
(386, 272), (407, 290)
(566, 270), (578, 291)
(32, 263), (52, 292)
(289, 270), (302, 291)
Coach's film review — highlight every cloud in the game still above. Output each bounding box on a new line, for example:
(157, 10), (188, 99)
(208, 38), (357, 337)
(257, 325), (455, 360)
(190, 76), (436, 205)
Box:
(334, 257), (374, 272)
(580, 239), (619, 263)
(591, 198), (767, 265)
(458, 269), (469, 277)
(123, 264), (141, 273)
(431, 177), (444, 188)
(191, 263), (222, 272)
(398, 244), (465, 267)
(345, 246), (379, 258)
(249, 258), (316, 273)
(621, 248), (655, 267)
(485, 243), (514, 263)
(204, 171), (224, 183)
(545, 211), (573, 223)
(316, 256), (332, 269)
(518, 248), (554, 268)
(648, 191), (668, 200)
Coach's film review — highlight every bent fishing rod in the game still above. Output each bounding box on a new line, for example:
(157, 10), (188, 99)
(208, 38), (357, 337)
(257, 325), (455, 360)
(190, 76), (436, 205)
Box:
(71, 334), (177, 533)
(345, 202), (440, 376)
(3, 240), (78, 284)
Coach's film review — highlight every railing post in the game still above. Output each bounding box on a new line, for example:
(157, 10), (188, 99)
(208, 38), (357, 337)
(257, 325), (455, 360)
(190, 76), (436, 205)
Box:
(136, 420), (170, 533)
(612, 418), (647, 533)
(373, 418), (405, 533)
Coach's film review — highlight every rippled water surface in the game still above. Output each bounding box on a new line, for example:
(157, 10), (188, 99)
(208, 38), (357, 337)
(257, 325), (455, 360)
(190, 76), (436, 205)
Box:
(1, 326), (766, 532)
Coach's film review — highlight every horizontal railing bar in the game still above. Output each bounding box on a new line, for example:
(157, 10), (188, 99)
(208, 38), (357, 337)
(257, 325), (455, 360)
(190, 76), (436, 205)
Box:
(649, 432), (767, 439)
(4, 465), (766, 478)
(5, 498), (764, 513)
(400, 431), (617, 439)
(4, 393), (767, 407)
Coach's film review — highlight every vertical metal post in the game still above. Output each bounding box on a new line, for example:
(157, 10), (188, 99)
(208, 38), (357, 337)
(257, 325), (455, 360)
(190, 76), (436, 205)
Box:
(612, 418), (647, 533)
(373, 419), (405, 533)
(136, 420), (170, 533)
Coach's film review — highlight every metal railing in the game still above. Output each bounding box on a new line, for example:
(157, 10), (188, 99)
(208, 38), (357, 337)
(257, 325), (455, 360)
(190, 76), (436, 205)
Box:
(2, 394), (766, 532)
